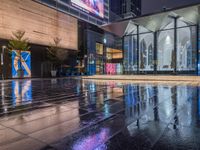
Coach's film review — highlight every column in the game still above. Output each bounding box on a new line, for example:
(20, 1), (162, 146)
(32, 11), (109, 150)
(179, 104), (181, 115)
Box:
(174, 17), (178, 74)
(137, 25), (139, 74)
(197, 24), (199, 75)
(154, 31), (157, 74)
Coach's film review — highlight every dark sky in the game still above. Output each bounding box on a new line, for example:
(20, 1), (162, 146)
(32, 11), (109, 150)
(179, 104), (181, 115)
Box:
(142, 0), (200, 14)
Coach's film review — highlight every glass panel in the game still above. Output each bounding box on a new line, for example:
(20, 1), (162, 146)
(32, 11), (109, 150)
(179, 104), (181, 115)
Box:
(123, 35), (138, 73)
(96, 43), (103, 55)
(157, 29), (175, 71)
(160, 19), (174, 30)
(139, 26), (149, 34)
(123, 36), (129, 73)
(106, 48), (123, 60)
(96, 43), (104, 74)
(139, 33), (154, 71)
(177, 26), (197, 71)
(177, 18), (194, 27)
(105, 47), (123, 75)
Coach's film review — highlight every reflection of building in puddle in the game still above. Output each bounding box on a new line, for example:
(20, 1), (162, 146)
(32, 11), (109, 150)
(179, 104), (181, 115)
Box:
(99, 92), (104, 105)
(124, 85), (139, 124)
(124, 85), (155, 122)
(157, 86), (173, 117)
(106, 82), (123, 99)
(87, 82), (97, 104)
(12, 80), (32, 106)
(199, 88), (200, 116)
(72, 128), (110, 150)
(89, 82), (96, 92)
(1, 83), (7, 113)
(110, 87), (123, 98)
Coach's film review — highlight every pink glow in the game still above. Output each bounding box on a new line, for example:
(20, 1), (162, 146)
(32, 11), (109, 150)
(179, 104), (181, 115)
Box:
(106, 63), (116, 75)
(72, 128), (109, 150)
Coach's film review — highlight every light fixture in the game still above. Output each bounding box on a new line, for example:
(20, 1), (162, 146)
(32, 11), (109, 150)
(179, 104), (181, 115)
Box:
(103, 38), (107, 44)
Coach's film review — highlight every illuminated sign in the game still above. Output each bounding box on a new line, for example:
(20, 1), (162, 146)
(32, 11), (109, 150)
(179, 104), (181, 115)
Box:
(12, 50), (31, 78)
(71, 0), (104, 18)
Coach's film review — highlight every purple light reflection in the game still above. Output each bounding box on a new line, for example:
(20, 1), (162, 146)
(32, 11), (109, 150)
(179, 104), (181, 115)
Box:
(72, 128), (110, 150)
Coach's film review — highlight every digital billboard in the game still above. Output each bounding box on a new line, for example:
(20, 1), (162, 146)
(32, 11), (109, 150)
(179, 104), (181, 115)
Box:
(12, 50), (31, 78)
(71, 0), (104, 18)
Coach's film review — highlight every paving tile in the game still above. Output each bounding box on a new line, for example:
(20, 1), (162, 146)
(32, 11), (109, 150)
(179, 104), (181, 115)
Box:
(0, 128), (26, 146)
(0, 125), (6, 130)
(0, 105), (73, 127)
(12, 108), (88, 134)
(29, 118), (81, 144)
(0, 137), (47, 150)
(0, 78), (200, 150)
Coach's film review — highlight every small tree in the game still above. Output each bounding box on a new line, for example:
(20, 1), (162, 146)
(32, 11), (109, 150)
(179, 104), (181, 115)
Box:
(7, 30), (30, 77)
(46, 37), (68, 71)
(8, 30), (30, 51)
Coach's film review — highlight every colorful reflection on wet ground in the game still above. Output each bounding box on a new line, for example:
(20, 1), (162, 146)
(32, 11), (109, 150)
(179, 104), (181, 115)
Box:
(0, 78), (200, 150)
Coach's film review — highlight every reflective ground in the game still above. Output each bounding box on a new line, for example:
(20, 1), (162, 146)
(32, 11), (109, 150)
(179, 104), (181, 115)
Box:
(0, 78), (200, 150)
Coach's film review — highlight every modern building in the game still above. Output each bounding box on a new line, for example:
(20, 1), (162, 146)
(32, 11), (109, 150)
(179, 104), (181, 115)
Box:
(35, 0), (110, 26)
(110, 0), (141, 20)
(0, 0), (121, 78)
(0, 0), (80, 78)
(101, 3), (200, 75)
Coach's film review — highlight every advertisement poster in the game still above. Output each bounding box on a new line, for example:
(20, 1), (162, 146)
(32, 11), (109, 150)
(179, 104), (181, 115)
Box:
(12, 50), (31, 78)
(71, 0), (104, 18)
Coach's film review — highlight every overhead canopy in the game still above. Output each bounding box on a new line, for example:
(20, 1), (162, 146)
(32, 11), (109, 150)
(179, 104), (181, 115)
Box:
(175, 6), (200, 24)
(101, 3), (200, 37)
(101, 20), (130, 37)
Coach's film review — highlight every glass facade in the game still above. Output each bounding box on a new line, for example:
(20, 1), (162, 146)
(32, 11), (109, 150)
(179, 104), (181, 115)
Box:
(157, 29), (175, 71)
(35, 0), (110, 26)
(123, 18), (198, 74)
(139, 33), (154, 71)
(177, 26), (197, 71)
(96, 43), (104, 74)
(123, 35), (138, 73)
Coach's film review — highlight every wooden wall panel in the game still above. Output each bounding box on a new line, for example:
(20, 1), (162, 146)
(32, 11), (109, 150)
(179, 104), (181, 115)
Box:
(0, 0), (78, 50)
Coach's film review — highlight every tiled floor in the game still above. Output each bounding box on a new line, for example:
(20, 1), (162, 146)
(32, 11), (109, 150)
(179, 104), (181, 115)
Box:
(0, 78), (200, 150)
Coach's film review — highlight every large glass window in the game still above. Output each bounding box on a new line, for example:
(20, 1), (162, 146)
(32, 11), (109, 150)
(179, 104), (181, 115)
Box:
(96, 43), (104, 74)
(177, 25), (197, 71)
(124, 35), (138, 73)
(139, 33), (154, 71)
(123, 20), (197, 74)
(157, 29), (174, 71)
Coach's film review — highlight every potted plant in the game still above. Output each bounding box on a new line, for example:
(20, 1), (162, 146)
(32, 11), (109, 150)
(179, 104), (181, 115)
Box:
(46, 37), (68, 77)
(7, 30), (30, 78)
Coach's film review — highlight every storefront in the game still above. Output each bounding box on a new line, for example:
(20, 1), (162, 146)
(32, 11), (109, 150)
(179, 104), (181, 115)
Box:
(102, 4), (200, 75)
(86, 30), (123, 75)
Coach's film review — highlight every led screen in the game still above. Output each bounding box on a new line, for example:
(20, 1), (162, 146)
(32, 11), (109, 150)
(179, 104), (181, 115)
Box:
(71, 0), (104, 18)
(12, 50), (31, 78)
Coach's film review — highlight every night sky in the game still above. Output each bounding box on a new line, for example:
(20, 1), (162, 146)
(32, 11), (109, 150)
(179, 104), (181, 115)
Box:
(142, 0), (200, 14)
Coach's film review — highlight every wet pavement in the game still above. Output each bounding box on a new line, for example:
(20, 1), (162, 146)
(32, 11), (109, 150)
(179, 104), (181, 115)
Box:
(0, 78), (200, 150)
